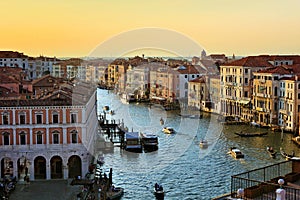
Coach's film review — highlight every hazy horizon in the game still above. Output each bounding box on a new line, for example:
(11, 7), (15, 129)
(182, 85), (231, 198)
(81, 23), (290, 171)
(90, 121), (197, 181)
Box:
(1, 1), (300, 57)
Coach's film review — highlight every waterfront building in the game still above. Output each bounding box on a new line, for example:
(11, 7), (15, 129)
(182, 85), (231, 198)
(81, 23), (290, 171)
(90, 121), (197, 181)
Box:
(107, 58), (128, 90)
(252, 65), (296, 129)
(187, 76), (207, 110)
(220, 55), (300, 121)
(278, 76), (300, 132)
(126, 65), (150, 100)
(207, 75), (221, 113)
(149, 66), (178, 103)
(0, 76), (97, 181)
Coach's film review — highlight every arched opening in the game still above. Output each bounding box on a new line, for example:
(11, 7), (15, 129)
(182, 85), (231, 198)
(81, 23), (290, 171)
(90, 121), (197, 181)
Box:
(1, 157), (13, 178)
(17, 156), (30, 180)
(34, 156), (46, 179)
(68, 155), (82, 179)
(50, 156), (63, 179)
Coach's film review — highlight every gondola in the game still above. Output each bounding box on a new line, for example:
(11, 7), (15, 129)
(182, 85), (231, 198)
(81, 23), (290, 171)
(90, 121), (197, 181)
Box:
(154, 183), (164, 199)
(266, 146), (277, 158)
(234, 132), (268, 137)
(280, 148), (300, 161)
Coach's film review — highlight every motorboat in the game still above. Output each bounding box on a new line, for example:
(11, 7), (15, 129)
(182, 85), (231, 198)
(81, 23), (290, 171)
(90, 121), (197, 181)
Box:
(154, 183), (164, 199)
(162, 127), (175, 134)
(199, 140), (208, 149)
(228, 147), (244, 159)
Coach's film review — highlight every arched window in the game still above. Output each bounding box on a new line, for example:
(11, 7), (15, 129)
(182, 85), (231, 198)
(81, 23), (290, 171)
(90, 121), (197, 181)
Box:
(70, 130), (78, 144)
(2, 132), (10, 145)
(52, 130), (60, 144)
(36, 131), (43, 144)
(19, 131), (26, 145)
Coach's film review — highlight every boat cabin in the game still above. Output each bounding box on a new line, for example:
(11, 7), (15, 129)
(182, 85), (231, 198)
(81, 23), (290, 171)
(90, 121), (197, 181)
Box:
(125, 132), (142, 152)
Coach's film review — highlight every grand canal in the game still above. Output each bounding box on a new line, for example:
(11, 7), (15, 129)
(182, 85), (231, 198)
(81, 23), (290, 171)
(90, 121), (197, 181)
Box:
(96, 89), (300, 199)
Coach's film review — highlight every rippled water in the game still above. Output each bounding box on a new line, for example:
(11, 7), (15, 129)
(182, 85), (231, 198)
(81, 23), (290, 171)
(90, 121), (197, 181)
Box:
(96, 89), (300, 199)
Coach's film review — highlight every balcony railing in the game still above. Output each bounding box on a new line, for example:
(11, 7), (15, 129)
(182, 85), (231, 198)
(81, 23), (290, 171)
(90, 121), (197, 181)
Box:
(230, 161), (300, 199)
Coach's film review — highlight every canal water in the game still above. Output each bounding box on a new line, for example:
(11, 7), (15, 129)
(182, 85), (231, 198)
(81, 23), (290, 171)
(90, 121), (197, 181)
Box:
(96, 89), (300, 200)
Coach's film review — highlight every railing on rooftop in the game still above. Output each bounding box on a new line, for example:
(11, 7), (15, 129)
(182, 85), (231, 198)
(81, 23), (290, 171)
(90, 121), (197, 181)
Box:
(231, 161), (300, 199)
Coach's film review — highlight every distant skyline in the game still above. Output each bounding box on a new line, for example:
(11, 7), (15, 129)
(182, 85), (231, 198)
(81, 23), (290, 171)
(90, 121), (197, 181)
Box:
(1, 0), (300, 57)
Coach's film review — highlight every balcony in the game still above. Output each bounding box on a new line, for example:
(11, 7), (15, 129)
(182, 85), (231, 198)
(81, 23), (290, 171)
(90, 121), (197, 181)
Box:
(228, 161), (300, 200)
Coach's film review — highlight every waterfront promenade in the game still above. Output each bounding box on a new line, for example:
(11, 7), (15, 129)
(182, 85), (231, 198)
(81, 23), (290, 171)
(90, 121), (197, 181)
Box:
(9, 180), (81, 200)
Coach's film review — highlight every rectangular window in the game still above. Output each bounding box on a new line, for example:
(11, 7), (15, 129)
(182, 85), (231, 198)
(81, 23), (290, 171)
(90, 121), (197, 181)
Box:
(71, 114), (77, 123)
(244, 69), (248, 74)
(53, 134), (59, 144)
(245, 78), (248, 85)
(3, 115), (8, 125)
(37, 134), (43, 144)
(36, 114), (42, 124)
(53, 114), (59, 124)
(20, 115), (26, 124)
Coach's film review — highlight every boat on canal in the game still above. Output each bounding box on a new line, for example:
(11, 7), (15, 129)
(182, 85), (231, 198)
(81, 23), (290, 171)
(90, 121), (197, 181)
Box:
(228, 147), (244, 159)
(199, 139), (208, 149)
(125, 132), (142, 152)
(266, 146), (277, 158)
(234, 131), (268, 137)
(162, 127), (175, 134)
(280, 148), (300, 161)
(140, 132), (158, 150)
(106, 186), (124, 200)
(154, 183), (164, 199)
(160, 118), (164, 125)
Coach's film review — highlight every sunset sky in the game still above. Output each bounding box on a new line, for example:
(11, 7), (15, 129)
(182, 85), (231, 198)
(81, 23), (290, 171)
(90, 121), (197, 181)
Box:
(0, 0), (299, 57)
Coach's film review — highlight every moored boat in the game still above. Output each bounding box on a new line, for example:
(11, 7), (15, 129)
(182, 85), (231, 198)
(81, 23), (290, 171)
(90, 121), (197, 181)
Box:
(162, 127), (175, 134)
(228, 147), (244, 159)
(234, 131), (268, 137)
(106, 186), (124, 200)
(140, 132), (158, 150)
(125, 132), (142, 152)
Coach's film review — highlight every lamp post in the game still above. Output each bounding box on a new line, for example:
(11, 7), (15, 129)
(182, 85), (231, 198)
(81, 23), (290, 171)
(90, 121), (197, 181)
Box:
(237, 188), (244, 199)
(276, 179), (286, 200)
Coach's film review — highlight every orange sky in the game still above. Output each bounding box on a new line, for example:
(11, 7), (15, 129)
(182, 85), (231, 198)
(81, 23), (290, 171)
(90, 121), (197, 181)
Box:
(0, 0), (300, 57)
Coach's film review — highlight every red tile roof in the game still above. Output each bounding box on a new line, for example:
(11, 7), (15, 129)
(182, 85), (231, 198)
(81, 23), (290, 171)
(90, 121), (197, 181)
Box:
(189, 76), (205, 83)
(223, 55), (300, 68)
(176, 65), (199, 74)
(0, 74), (19, 84)
(0, 51), (28, 58)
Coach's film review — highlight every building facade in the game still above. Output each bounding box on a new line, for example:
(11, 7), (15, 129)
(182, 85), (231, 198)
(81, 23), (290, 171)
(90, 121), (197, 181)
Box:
(0, 80), (97, 181)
